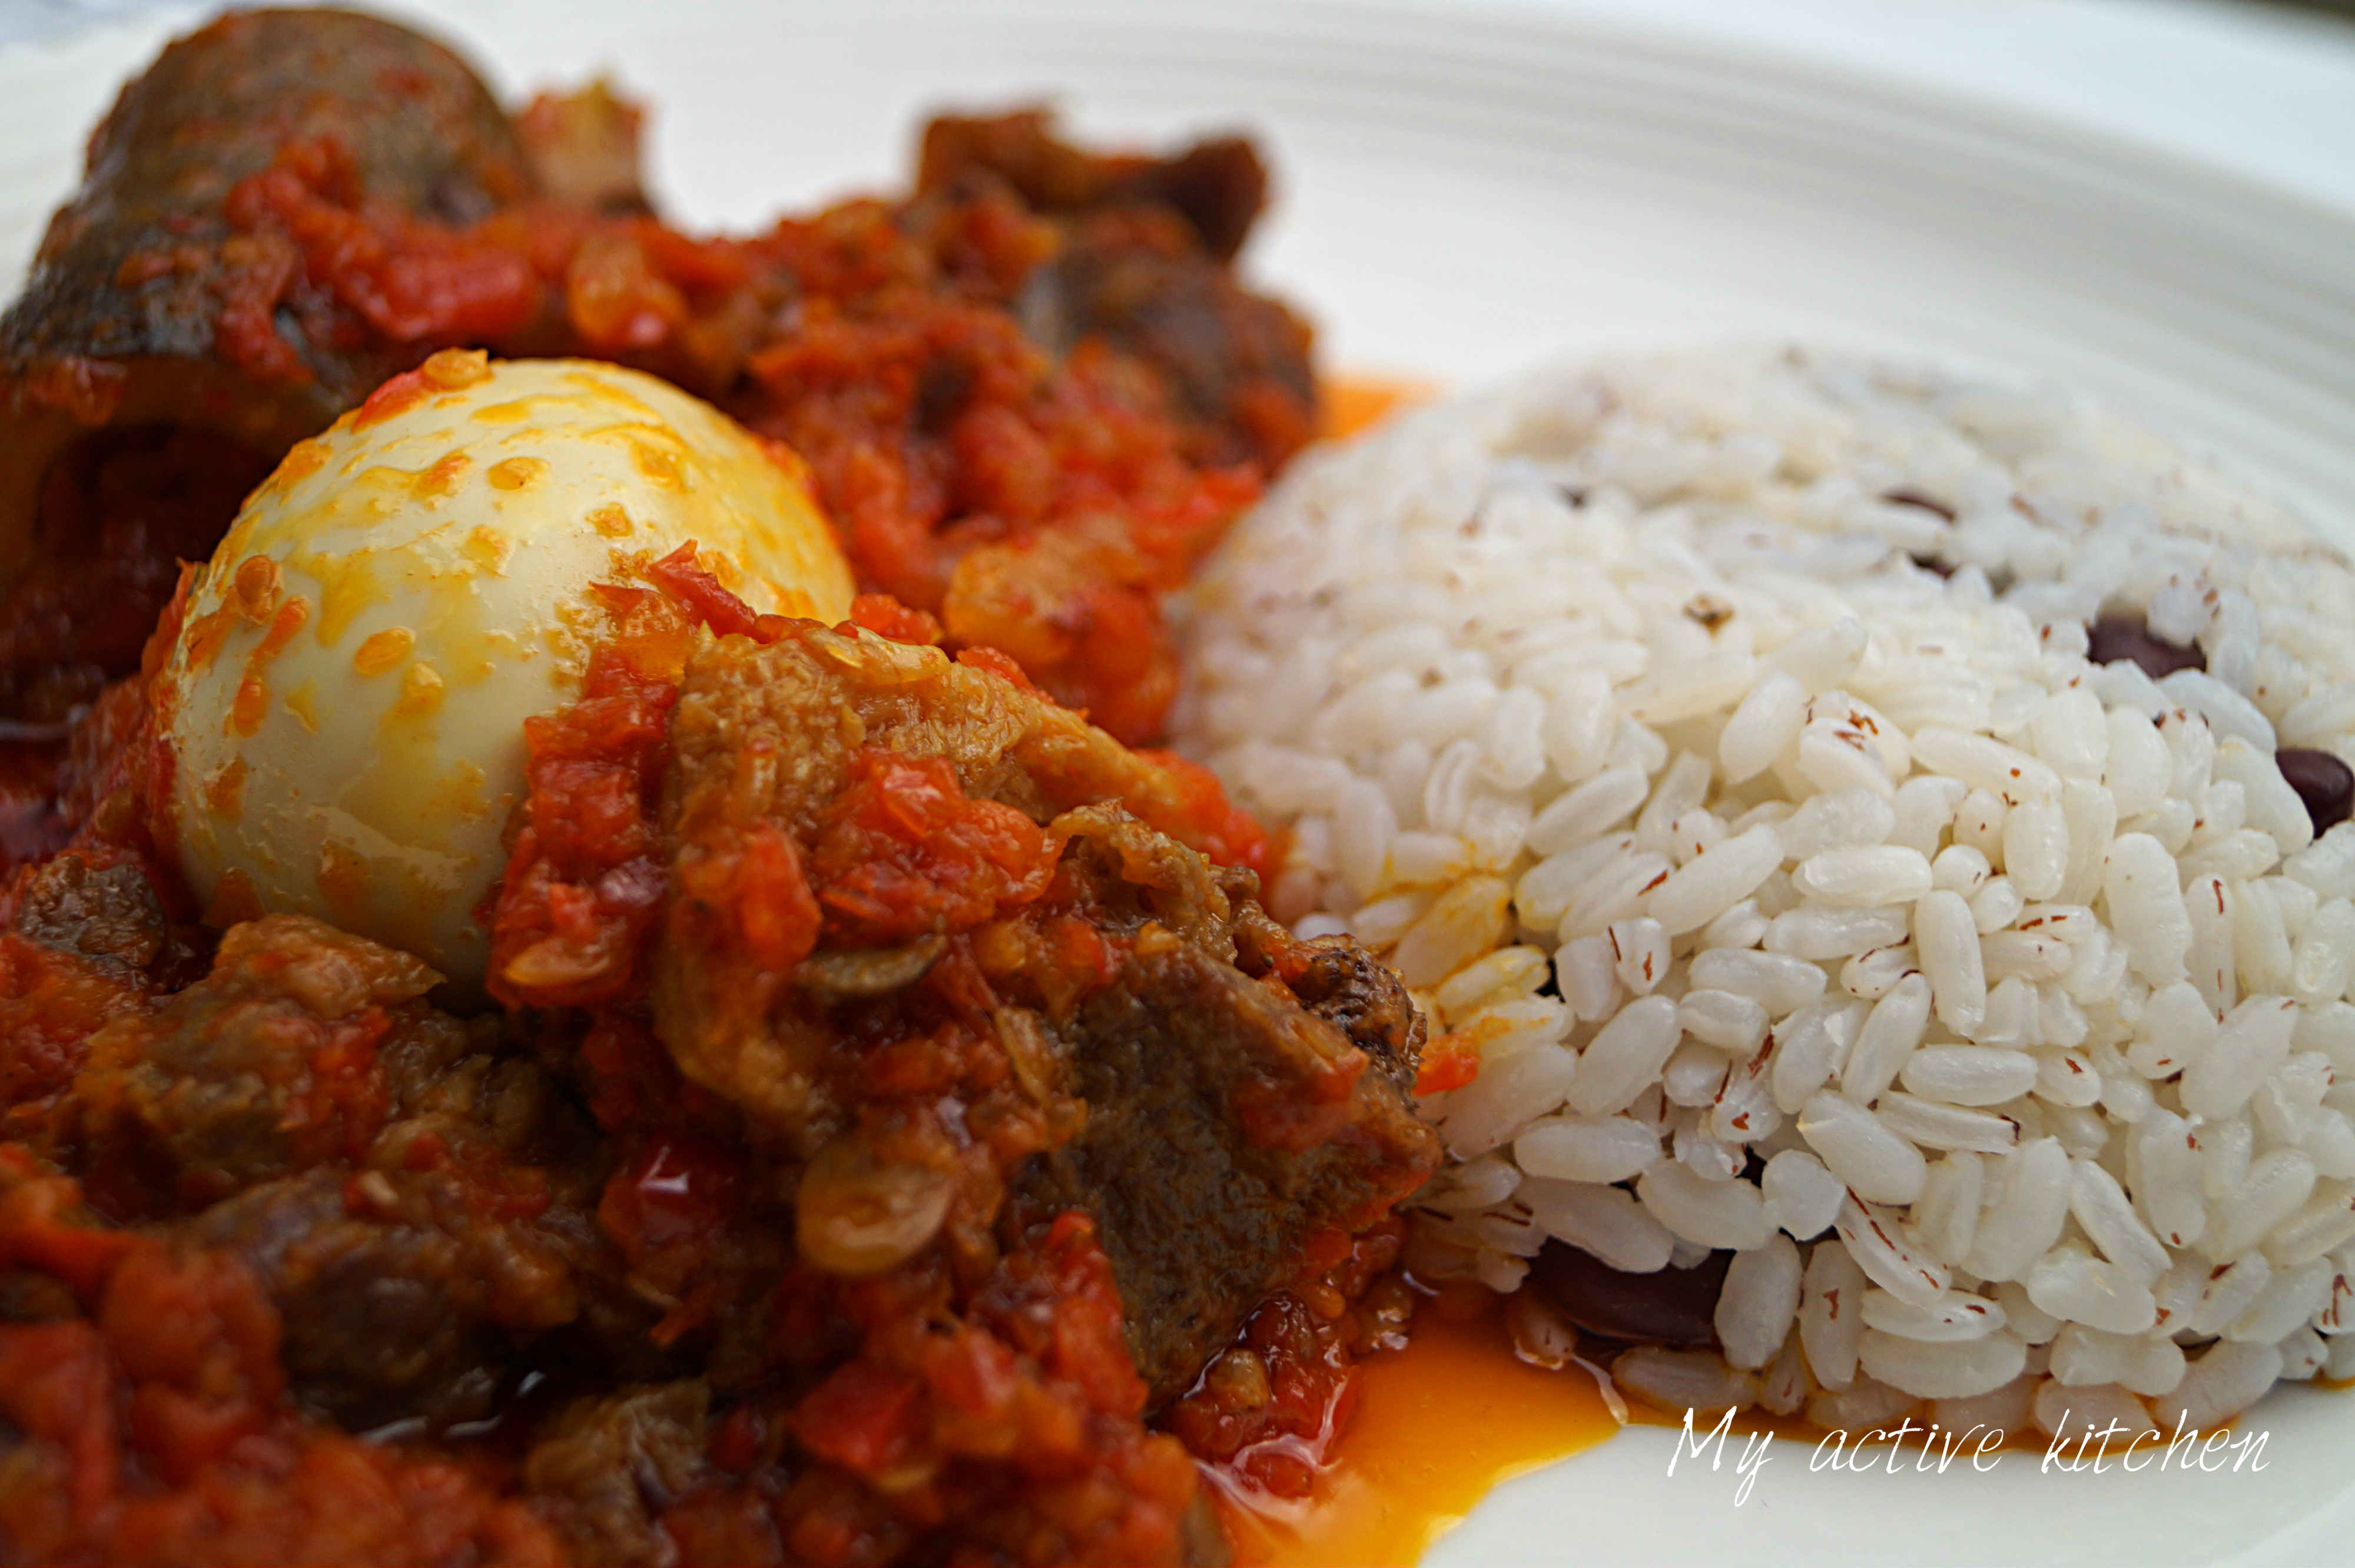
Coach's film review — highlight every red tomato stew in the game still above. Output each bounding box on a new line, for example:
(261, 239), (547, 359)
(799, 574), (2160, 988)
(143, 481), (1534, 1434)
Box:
(0, 11), (1446, 1568)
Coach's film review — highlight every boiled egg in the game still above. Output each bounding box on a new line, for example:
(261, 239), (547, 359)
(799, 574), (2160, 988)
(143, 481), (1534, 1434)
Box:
(160, 353), (854, 990)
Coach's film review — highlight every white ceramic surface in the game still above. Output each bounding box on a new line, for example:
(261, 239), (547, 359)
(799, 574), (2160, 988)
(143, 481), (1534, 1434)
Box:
(3, 3), (2351, 1563)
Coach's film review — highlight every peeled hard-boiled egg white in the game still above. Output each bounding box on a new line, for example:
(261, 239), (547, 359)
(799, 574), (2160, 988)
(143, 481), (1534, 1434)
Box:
(161, 353), (854, 990)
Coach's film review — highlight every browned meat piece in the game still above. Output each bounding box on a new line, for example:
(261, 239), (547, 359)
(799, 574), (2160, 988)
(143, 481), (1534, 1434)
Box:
(654, 624), (1438, 1408)
(1016, 937), (1432, 1405)
(1244, 916), (1429, 1100)
(654, 624), (1308, 1146)
(921, 110), (1317, 465)
(523, 1381), (712, 1568)
(0, 844), (184, 1125)
(1036, 220), (1316, 447)
(0, 8), (535, 707)
(71, 914), (469, 1212)
(185, 1169), (500, 1427)
(61, 913), (660, 1426)
(187, 1165), (582, 1431)
(4, 849), (203, 986)
(920, 108), (1269, 262)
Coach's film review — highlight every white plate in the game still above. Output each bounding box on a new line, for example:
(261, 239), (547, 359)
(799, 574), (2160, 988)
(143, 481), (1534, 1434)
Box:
(4, 4), (2353, 1564)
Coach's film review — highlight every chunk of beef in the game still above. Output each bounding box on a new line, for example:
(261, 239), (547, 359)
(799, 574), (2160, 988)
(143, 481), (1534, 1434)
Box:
(1016, 938), (1435, 1405)
(1036, 227), (1316, 449)
(59, 912), (658, 1425)
(1240, 915), (1428, 1100)
(187, 1169), (509, 1429)
(5, 850), (203, 986)
(72, 914), (463, 1212)
(919, 109), (1315, 466)
(655, 624), (1266, 1146)
(655, 624), (1439, 1408)
(186, 1163), (595, 1431)
(1, 850), (197, 1121)
(920, 108), (1269, 262)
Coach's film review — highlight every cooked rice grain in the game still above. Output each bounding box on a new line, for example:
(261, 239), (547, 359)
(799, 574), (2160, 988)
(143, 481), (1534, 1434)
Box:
(1173, 345), (2355, 1430)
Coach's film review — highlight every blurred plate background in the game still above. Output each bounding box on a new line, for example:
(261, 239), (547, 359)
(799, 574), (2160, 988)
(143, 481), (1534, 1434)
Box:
(4, 2), (2354, 1562)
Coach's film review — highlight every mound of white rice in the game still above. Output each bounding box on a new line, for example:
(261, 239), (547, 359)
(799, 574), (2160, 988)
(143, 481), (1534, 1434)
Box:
(1173, 346), (2355, 1439)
